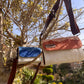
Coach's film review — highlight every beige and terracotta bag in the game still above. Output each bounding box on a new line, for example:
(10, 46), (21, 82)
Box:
(41, 36), (84, 65)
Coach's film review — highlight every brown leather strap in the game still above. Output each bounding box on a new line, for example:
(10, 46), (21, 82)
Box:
(42, 51), (45, 65)
(7, 58), (18, 84)
(30, 62), (41, 84)
(64, 0), (80, 35)
(39, 0), (60, 45)
(7, 49), (18, 84)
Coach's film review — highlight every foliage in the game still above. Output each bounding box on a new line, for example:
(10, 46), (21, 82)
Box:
(43, 68), (53, 75)
(22, 68), (33, 84)
(32, 75), (44, 84)
(45, 65), (53, 68)
(58, 63), (72, 76)
(52, 64), (57, 75)
(47, 75), (54, 81)
(42, 75), (54, 82)
(53, 62), (84, 84)
(42, 65), (54, 83)
(42, 75), (47, 80)
(13, 67), (33, 84)
(58, 82), (63, 84)
(80, 61), (84, 71)
(51, 82), (56, 84)
(13, 67), (44, 84)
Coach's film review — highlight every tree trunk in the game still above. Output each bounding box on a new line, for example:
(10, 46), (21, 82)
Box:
(0, 4), (11, 84)
(0, 71), (10, 84)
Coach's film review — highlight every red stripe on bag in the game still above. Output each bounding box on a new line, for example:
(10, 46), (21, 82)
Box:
(42, 36), (82, 51)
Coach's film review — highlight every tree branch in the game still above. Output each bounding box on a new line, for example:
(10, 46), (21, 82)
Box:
(23, 0), (41, 27)
(3, 8), (22, 30)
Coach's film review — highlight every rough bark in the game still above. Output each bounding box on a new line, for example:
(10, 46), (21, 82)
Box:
(0, 4), (10, 84)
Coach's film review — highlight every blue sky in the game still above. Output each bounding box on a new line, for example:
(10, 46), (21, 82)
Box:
(72, 0), (84, 8)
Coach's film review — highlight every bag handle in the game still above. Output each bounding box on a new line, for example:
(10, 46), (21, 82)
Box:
(30, 62), (41, 84)
(39, 0), (61, 45)
(7, 49), (18, 84)
(64, 0), (80, 35)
